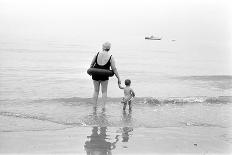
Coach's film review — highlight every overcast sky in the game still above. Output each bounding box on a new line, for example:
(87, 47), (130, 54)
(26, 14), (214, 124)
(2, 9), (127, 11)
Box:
(0, 0), (231, 42)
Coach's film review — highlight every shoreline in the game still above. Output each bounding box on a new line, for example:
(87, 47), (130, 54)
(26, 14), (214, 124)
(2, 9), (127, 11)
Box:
(0, 126), (231, 154)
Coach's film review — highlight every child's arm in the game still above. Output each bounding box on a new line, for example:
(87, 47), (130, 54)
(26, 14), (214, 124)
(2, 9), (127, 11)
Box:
(118, 83), (124, 89)
(130, 89), (135, 97)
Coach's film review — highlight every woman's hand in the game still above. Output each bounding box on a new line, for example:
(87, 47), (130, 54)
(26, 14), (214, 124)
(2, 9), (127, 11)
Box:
(118, 79), (121, 85)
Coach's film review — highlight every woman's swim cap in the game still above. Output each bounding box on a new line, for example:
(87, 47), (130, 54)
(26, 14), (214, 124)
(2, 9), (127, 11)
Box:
(102, 42), (111, 50)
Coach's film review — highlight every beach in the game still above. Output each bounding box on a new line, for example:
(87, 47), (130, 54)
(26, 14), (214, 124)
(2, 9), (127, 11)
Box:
(0, 97), (232, 154)
(1, 1), (232, 154)
(1, 126), (231, 154)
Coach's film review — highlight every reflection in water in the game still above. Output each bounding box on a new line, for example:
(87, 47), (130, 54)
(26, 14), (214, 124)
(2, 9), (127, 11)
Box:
(121, 127), (133, 142)
(121, 110), (133, 143)
(84, 108), (134, 154)
(84, 127), (119, 155)
(122, 110), (132, 124)
(82, 107), (110, 127)
(84, 108), (119, 155)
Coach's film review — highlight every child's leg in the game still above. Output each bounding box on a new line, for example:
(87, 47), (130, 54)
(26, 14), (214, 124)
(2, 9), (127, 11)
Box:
(121, 97), (126, 110)
(128, 100), (132, 111)
(123, 102), (127, 110)
(121, 97), (126, 103)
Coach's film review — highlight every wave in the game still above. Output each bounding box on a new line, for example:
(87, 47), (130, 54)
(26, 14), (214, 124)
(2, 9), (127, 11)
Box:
(178, 121), (225, 128)
(1, 111), (226, 131)
(0, 111), (83, 126)
(141, 96), (232, 105)
(29, 96), (232, 105)
(1, 96), (230, 131)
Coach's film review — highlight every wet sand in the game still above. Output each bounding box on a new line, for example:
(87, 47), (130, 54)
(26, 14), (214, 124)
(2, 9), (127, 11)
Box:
(0, 126), (231, 155)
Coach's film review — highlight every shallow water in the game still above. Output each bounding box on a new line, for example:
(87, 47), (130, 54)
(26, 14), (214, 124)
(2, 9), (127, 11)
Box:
(0, 39), (232, 154)
(0, 38), (232, 133)
(0, 97), (231, 132)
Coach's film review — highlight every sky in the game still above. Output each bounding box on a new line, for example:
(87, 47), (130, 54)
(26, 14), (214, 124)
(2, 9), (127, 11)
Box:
(0, 0), (231, 41)
(0, 0), (231, 72)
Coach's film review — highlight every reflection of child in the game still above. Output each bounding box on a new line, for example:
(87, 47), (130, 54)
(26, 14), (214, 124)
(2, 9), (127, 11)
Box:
(118, 79), (135, 111)
(121, 111), (133, 142)
(122, 127), (133, 142)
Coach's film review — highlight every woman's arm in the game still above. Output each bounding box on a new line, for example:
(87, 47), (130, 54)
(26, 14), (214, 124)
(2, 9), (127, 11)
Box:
(118, 83), (124, 89)
(90, 54), (97, 68)
(110, 56), (121, 84)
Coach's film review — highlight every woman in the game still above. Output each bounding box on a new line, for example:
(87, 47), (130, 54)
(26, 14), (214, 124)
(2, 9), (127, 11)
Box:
(90, 42), (121, 110)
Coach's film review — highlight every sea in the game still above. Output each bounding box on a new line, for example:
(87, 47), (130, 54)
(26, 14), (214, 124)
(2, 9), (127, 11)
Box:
(0, 36), (232, 132)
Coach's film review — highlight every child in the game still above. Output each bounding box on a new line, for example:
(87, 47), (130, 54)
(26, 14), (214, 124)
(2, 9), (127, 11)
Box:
(118, 79), (135, 111)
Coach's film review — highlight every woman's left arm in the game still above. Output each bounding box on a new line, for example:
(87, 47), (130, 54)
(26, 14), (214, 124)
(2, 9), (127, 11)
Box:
(110, 57), (121, 84)
(90, 54), (97, 68)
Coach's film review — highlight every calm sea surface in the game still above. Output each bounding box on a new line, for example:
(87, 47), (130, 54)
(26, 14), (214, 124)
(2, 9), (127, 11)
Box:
(0, 38), (231, 100)
(0, 38), (231, 132)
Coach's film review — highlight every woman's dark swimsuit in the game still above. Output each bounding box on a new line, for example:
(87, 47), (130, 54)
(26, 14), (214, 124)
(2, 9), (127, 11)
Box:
(92, 52), (112, 81)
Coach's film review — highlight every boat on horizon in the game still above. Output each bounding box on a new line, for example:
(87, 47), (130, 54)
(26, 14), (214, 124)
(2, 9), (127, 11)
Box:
(145, 35), (162, 40)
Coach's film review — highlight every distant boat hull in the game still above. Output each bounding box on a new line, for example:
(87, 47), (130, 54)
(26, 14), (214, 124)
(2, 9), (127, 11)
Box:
(145, 37), (161, 40)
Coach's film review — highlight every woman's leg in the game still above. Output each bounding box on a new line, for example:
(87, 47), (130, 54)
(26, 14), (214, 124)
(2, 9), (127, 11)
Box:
(93, 80), (100, 108)
(101, 80), (108, 109)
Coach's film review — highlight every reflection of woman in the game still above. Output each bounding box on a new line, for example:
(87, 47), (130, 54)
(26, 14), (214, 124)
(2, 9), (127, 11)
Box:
(84, 127), (119, 155)
(90, 42), (121, 110)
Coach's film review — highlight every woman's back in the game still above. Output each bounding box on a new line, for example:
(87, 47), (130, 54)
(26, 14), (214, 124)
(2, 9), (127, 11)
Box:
(90, 41), (121, 110)
(96, 51), (111, 66)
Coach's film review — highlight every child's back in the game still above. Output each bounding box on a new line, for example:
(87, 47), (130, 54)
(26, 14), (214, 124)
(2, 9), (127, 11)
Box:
(123, 86), (134, 101)
(118, 79), (135, 111)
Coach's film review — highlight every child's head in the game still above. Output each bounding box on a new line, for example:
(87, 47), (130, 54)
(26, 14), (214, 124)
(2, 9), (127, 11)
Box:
(125, 79), (131, 86)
